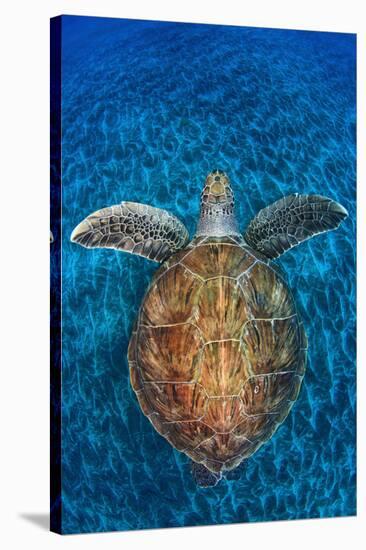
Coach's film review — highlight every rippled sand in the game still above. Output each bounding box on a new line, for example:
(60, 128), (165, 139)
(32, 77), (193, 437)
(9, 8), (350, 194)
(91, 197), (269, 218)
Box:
(57, 16), (356, 533)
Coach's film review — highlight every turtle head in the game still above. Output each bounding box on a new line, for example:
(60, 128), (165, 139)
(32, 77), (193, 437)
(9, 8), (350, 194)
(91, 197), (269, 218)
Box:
(195, 170), (240, 237)
(201, 170), (234, 208)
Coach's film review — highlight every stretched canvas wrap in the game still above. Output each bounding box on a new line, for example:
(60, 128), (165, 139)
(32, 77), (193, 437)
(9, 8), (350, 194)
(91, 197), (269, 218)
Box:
(50, 15), (356, 535)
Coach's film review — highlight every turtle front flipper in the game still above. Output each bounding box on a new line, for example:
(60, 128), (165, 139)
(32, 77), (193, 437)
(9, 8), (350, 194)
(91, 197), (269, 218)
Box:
(71, 201), (189, 263)
(243, 193), (348, 260)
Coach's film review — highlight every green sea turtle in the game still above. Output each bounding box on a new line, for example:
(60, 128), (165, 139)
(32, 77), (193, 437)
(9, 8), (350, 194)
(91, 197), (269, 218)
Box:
(71, 170), (347, 487)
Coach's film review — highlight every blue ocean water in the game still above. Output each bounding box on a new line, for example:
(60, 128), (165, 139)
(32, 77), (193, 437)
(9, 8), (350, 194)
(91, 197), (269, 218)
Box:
(59, 16), (356, 534)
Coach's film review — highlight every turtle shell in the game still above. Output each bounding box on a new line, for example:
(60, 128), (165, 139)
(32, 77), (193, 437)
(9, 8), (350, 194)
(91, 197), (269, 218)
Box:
(128, 236), (307, 474)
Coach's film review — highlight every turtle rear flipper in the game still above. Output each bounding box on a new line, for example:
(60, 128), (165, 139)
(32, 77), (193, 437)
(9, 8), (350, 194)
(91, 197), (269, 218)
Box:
(191, 462), (222, 488)
(191, 461), (245, 486)
(71, 201), (189, 263)
(243, 193), (348, 260)
(224, 461), (246, 481)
